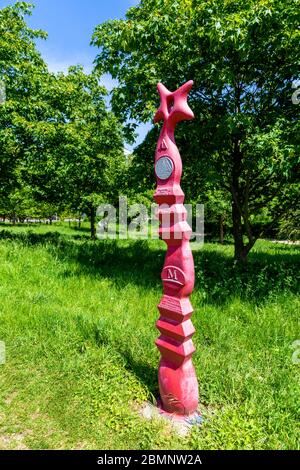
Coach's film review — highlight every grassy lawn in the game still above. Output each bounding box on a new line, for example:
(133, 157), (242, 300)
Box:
(0, 223), (299, 450)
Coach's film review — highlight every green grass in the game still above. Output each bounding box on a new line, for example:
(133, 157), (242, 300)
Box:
(0, 224), (299, 450)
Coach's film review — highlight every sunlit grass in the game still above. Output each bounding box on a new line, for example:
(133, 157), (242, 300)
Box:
(0, 225), (299, 449)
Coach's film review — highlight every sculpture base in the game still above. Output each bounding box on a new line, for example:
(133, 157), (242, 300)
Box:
(140, 401), (203, 437)
(158, 359), (199, 415)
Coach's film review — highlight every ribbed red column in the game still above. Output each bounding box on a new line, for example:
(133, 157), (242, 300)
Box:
(154, 81), (199, 416)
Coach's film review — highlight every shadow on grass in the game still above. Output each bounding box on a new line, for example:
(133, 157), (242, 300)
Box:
(120, 349), (159, 398)
(74, 313), (159, 397)
(1, 228), (299, 396)
(1, 228), (299, 305)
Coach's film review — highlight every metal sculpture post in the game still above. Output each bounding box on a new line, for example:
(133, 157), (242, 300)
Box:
(154, 80), (199, 417)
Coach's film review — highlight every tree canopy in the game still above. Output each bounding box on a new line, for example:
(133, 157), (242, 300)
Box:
(92, 0), (300, 261)
(0, 2), (125, 237)
(0, 1), (48, 210)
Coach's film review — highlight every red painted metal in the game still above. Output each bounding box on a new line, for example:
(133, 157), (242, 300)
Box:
(154, 80), (199, 416)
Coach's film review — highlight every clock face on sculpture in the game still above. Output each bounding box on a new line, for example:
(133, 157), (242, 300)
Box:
(155, 156), (174, 180)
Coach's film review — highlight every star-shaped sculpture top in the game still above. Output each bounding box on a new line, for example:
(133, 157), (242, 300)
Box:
(154, 80), (194, 129)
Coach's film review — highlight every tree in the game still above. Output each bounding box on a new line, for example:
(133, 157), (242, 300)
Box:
(92, 0), (300, 263)
(1, 3), (125, 238)
(22, 66), (125, 238)
(0, 2), (49, 215)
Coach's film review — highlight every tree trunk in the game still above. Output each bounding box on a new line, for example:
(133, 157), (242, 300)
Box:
(232, 199), (247, 264)
(90, 204), (96, 240)
(230, 84), (250, 265)
(219, 214), (224, 245)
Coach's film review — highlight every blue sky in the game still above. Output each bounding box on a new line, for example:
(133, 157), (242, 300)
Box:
(2, 0), (152, 149)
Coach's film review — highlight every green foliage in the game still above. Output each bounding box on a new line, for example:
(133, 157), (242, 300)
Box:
(0, 3), (126, 237)
(22, 66), (126, 218)
(0, 2), (48, 204)
(277, 208), (300, 241)
(93, 0), (300, 259)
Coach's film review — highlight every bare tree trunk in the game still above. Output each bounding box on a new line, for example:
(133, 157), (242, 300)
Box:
(231, 199), (247, 263)
(231, 128), (249, 265)
(219, 214), (224, 245)
(90, 205), (96, 240)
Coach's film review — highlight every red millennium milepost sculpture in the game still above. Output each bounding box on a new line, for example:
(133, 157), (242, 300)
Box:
(153, 80), (200, 419)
